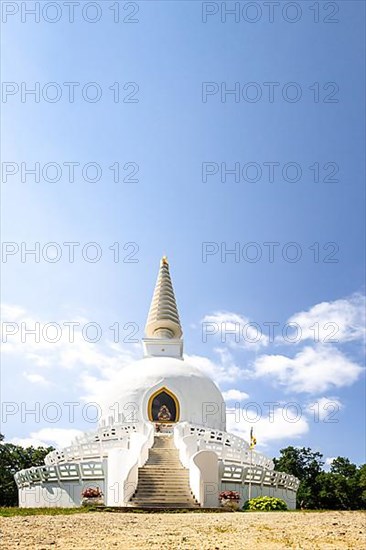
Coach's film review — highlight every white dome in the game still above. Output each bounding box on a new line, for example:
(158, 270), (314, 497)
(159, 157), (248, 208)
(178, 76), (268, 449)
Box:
(100, 356), (226, 431)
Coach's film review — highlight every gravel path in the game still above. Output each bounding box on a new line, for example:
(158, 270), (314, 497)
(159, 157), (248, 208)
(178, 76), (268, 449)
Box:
(0, 511), (365, 549)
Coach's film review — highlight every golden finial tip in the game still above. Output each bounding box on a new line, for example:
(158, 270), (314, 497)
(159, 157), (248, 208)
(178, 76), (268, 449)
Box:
(161, 255), (168, 266)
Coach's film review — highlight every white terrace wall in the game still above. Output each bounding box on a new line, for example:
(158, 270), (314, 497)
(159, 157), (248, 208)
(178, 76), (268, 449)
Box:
(174, 422), (299, 510)
(18, 480), (88, 508)
(16, 425), (155, 508)
(219, 481), (297, 510)
(16, 460), (106, 508)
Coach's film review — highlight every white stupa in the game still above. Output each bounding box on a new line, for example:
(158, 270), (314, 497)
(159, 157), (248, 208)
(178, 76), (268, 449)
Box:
(15, 258), (299, 509)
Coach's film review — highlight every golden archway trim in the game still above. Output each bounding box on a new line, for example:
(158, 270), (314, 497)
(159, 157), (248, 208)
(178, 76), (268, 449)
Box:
(147, 386), (180, 422)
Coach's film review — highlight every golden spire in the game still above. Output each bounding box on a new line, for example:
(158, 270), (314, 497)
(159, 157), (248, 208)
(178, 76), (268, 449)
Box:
(145, 257), (182, 340)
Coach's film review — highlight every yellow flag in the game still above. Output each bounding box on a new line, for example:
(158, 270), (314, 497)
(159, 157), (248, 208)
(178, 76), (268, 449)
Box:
(250, 427), (257, 449)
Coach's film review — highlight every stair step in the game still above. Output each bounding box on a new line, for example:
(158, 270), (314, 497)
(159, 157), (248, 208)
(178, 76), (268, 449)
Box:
(146, 456), (180, 459)
(149, 449), (177, 452)
(138, 472), (188, 475)
(139, 471), (187, 474)
(147, 459), (179, 461)
(139, 472), (187, 475)
(139, 474), (188, 477)
(149, 450), (177, 452)
(134, 491), (193, 495)
(139, 469), (188, 473)
(138, 475), (188, 479)
(137, 484), (189, 487)
(134, 489), (194, 494)
(139, 472), (188, 475)
(134, 495), (194, 499)
(132, 492), (192, 495)
(139, 479), (192, 487)
(144, 465), (183, 467)
(128, 436), (199, 509)
(131, 503), (198, 507)
(143, 459), (180, 462)
(140, 469), (187, 472)
(131, 497), (194, 504)
(130, 504), (200, 508)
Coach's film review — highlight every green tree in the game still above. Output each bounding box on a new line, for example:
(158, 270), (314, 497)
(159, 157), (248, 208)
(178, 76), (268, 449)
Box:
(0, 438), (53, 506)
(274, 448), (366, 510)
(330, 457), (358, 478)
(317, 471), (353, 509)
(358, 464), (366, 506)
(274, 446), (324, 508)
(317, 457), (365, 510)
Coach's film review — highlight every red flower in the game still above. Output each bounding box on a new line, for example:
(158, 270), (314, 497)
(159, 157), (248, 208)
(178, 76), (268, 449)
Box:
(219, 490), (240, 501)
(81, 486), (103, 498)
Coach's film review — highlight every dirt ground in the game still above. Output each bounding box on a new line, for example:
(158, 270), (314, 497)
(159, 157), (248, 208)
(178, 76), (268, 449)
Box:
(0, 511), (365, 549)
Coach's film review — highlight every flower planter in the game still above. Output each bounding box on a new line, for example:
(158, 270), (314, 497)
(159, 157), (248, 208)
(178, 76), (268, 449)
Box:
(219, 490), (241, 511)
(220, 498), (241, 511)
(82, 497), (104, 507)
(81, 486), (104, 506)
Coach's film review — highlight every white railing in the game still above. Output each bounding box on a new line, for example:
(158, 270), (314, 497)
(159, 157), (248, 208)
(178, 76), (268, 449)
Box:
(176, 423), (250, 450)
(174, 422), (274, 470)
(14, 460), (105, 489)
(174, 422), (299, 494)
(44, 422), (144, 466)
(16, 422), (154, 490)
(15, 420), (299, 496)
(221, 463), (300, 491)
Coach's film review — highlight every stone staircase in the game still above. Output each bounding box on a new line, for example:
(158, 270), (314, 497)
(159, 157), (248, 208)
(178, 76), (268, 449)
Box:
(129, 435), (199, 508)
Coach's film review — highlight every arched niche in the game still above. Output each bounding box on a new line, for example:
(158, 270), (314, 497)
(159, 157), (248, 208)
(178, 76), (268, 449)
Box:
(147, 387), (180, 423)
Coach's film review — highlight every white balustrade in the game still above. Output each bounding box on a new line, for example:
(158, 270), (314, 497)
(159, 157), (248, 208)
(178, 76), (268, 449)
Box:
(15, 420), (299, 498)
(57, 463), (80, 480)
(80, 462), (104, 479)
(174, 422), (299, 494)
(15, 421), (154, 491)
(15, 460), (106, 489)
(44, 422), (143, 466)
(175, 422), (273, 470)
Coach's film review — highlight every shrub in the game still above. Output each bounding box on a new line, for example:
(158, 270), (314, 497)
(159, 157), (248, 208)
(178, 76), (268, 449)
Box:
(244, 496), (288, 511)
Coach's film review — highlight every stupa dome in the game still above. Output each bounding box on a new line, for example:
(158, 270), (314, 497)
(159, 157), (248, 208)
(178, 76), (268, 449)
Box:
(99, 355), (226, 431)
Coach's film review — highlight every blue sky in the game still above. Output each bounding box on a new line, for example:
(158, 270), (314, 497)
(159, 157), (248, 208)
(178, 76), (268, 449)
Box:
(1, 1), (365, 465)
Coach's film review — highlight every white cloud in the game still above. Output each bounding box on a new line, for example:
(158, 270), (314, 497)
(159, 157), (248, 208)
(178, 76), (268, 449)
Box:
(9, 428), (84, 449)
(1, 304), (27, 320)
(285, 293), (366, 345)
(201, 294), (366, 350)
(226, 405), (309, 446)
(325, 457), (336, 470)
(1, 302), (140, 372)
(23, 372), (51, 386)
(201, 311), (269, 349)
(185, 348), (249, 384)
(7, 436), (50, 448)
(222, 389), (249, 402)
(253, 345), (363, 394)
(306, 397), (343, 421)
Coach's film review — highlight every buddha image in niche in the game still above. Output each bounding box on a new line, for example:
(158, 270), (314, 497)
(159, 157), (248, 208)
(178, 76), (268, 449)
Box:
(157, 404), (172, 421)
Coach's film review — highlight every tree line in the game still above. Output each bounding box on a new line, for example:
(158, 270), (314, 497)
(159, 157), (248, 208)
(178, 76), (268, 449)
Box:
(0, 434), (54, 506)
(274, 446), (366, 510)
